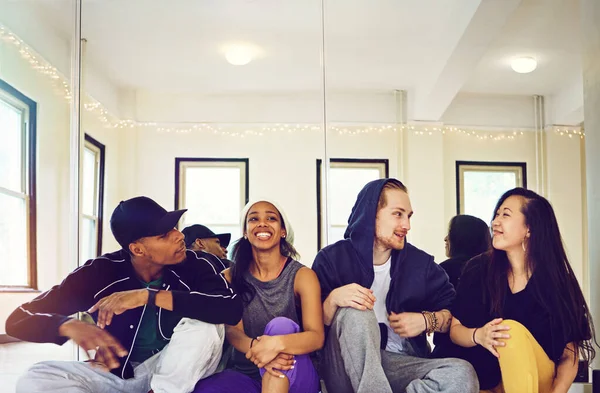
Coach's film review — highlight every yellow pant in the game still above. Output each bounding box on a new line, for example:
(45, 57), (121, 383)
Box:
(480, 320), (555, 393)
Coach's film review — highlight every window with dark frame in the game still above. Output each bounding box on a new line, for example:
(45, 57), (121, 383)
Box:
(317, 159), (389, 250)
(0, 79), (37, 290)
(175, 158), (249, 243)
(81, 134), (105, 262)
(456, 161), (527, 224)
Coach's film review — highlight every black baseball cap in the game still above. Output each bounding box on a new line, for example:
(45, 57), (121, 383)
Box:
(110, 196), (187, 250)
(182, 224), (231, 249)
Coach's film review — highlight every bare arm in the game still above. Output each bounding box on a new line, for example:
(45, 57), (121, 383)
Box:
(388, 309), (451, 338)
(433, 309), (452, 333)
(323, 283), (376, 326)
(451, 316), (511, 358)
(246, 268), (325, 369)
(276, 268), (324, 354)
(220, 268), (253, 353)
(226, 320), (253, 353)
(323, 292), (338, 326)
(551, 343), (579, 393)
(450, 316), (478, 348)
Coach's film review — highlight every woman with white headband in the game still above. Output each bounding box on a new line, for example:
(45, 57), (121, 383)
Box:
(194, 198), (323, 393)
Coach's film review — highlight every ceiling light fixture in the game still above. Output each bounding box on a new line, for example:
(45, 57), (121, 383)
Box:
(223, 43), (259, 66)
(511, 57), (537, 74)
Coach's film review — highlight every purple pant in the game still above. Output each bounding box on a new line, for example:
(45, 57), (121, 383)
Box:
(193, 317), (320, 393)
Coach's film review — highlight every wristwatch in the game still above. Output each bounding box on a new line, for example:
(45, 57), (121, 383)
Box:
(146, 287), (159, 308)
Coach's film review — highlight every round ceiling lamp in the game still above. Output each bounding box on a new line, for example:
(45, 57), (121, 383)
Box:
(511, 57), (537, 74)
(224, 44), (256, 66)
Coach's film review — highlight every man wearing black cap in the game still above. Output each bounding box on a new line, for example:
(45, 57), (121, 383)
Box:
(182, 224), (233, 269)
(6, 196), (243, 393)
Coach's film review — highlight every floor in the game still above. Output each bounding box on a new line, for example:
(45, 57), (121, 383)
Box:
(0, 342), (593, 393)
(0, 341), (76, 393)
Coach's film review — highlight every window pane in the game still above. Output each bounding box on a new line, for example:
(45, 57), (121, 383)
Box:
(81, 216), (97, 262)
(183, 166), (242, 226)
(329, 167), (382, 225)
(0, 193), (28, 286)
(463, 171), (518, 224)
(0, 98), (24, 192)
(82, 147), (97, 216)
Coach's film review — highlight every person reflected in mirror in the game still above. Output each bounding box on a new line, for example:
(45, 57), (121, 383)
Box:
(193, 198), (323, 393)
(312, 178), (478, 393)
(449, 188), (597, 393)
(182, 224), (233, 270)
(6, 196), (242, 393)
(432, 214), (491, 359)
(440, 214), (491, 288)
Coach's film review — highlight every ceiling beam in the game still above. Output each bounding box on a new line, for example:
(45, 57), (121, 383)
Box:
(412, 0), (522, 121)
(549, 76), (584, 125)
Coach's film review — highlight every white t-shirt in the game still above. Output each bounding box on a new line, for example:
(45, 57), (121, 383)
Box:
(370, 257), (406, 353)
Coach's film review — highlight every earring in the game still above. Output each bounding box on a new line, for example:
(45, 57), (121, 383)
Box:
(244, 235), (248, 240)
(522, 241), (526, 252)
(282, 235), (286, 239)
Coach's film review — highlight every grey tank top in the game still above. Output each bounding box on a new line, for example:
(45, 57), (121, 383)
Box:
(229, 258), (304, 379)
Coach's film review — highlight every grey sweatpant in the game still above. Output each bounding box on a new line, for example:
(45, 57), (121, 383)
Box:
(319, 308), (479, 393)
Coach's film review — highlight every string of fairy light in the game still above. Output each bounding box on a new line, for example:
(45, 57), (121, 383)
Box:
(0, 23), (585, 140)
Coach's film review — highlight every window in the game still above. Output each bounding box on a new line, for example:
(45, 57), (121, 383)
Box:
(0, 79), (37, 289)
(456, 161), (526, 224)
(81, 134), (105, 262)
(317, 159), (389, 249)
(175, 158), (249, 242)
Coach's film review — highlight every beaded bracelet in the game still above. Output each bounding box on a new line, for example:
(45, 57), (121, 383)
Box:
(421, 311), (437, 335)
(430, 311), (438, 333)
(421, 312), (429, 332)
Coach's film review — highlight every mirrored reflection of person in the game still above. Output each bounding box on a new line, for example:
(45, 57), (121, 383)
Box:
(432, 214), (491, 359)
(182, 224), (233, 270)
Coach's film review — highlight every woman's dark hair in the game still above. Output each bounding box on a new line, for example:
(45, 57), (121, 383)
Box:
(447, 215), (491, 259)
(484, 187), (596, 363)
(230, 207), (299, 305)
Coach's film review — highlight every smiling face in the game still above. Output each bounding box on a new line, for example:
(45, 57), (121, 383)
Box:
(244, 201), (286, 253)
(374, 189), (413, 251)
(491, 195), (530, 253)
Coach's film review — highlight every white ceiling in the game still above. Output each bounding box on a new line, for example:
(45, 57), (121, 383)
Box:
(1, 0), (585, 122)
(462, 0), (581, 96)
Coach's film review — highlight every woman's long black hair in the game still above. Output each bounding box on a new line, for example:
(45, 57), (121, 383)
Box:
(447, 214), (491, 259)
(484, 187), (596, 363)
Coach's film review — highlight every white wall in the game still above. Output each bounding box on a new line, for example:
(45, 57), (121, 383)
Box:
(0, 35), (72, 333)
(442, 131), (538, 259)
(441, 92), (536, 128)
(125, 120), (585, 279)
(131, 127), (326, 265)
(0, 32), (122, 333)
(0, 14), (589, 333)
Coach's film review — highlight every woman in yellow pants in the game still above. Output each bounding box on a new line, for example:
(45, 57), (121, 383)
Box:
(448, 188), (596, 393)
(480, 319), (556, 393)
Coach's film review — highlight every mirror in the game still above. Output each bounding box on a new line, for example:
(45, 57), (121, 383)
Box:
(0, 0), (80, 384)
(79, 1), (326, 265)
(321, 1), (587, 294)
